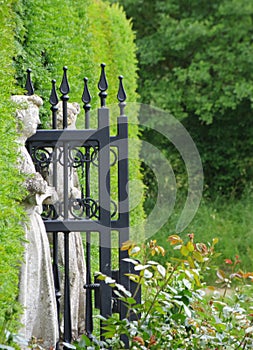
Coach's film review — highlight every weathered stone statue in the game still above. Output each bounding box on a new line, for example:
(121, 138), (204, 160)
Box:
(12, 95), (58, 349)
(47, 101), (86, 340)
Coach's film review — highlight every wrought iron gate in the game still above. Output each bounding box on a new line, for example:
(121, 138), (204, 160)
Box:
(25, 65), (139, 348)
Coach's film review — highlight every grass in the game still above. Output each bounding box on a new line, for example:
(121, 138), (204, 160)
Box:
(149, 187), (253, 278)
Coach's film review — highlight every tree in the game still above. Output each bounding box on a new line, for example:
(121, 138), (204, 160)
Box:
(112, 0), (253, 197)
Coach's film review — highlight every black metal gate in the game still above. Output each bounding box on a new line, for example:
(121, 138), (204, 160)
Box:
(25, 65), (139, 348)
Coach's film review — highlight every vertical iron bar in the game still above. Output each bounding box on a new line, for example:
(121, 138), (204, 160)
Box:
(98, 65), (112, 336)
(50, 79), (59, 189)
(60, 67), (72, 345)
(117, 76), (130, 348)
(64, 232), (71, 344)
(53, 232), (61, 349)
(50, 80), (61, 348)
(63, 142), (71, 346)
(82, 77), (93, 337)
(98, 103), (112, 338)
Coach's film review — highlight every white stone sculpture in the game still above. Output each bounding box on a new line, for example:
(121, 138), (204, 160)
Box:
(47, 101), (86, 340)
(12, 94), (58, 349)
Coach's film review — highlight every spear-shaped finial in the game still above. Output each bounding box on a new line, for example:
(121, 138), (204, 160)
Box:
(60, 66), (70, 129)
(60, 66), (70, 95)
(117, 75), (127, 116)
(25, 68), (35, 96)
(98, 63), (108, 107)
(50, 79), (59, 106)
(82, 77), (91, 129)
(50, 79), (59, 129)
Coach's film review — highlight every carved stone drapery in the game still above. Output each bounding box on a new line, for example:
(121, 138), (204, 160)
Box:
(12, 95), (58, 349)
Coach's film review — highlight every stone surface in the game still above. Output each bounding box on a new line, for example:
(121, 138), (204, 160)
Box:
(12, 95), (58, 349)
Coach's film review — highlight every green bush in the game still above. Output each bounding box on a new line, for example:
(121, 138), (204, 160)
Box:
(76, 235), (253, 349)
(0, 0), (26, 342)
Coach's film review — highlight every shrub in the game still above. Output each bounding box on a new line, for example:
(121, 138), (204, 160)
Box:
(0, 0), (26, 343)
(76, 234), (253, 349)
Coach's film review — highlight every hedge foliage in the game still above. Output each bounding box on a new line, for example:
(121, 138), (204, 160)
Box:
(0, 0), (26, 338)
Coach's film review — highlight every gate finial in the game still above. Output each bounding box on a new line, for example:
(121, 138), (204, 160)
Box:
(82, 77), (91, 129)
(60, 67), (70, 129)
(50, 79), (59, 129)
(25, 68), (35, 96)
(60, 66), (70, 95)
(98, 63), (108, 107)
(117, 75), (126, 116)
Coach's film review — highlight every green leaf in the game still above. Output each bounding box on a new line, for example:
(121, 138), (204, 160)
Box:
(125, 297), (137, 305)
(180, 245), (189, 257)
(216, 269), (226, 281)
(122, 258), (138, 265)
(246, 326), (253, 334)
(129, 246), (141, 255)
(134, 264), (150, 271)
(143, 269), (153, 279)
(192, 251), (204, 262)
(182, 278), (191, 289)
(187, 241), (194, 252)
(157, 264), (166, 278)
(183, 303), (192, 317)
(125, 273), (140, 283)
(105, 277), (116, 285)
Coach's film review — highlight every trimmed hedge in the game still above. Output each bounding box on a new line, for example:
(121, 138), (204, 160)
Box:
(0, 0), (26, 339)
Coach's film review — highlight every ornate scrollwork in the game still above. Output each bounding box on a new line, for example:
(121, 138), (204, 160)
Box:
(90, 146), (99, 167)
(42, 202), (61, 220)
(32, 145), (63, 170)
(110, 148), (117, 167)
(68, 144), (99, 168)
(69, 197), (99, 219)
(110, 200), (118, 218)
(69, 147), (90, 168)
(33, 147), (53, 169)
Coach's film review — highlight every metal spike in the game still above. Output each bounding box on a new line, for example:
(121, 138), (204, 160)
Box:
(50, 79), (59, 106)
(50, 79), (59, 130)
(82, 77), (91, 129)
(60, 66), (70, 95)
(98, 63), (108, 107)
(117, 75), (127, 103)
(82, 77), (91, 105)
(25, 68), (35, 96)
(98, 63), (108, 92)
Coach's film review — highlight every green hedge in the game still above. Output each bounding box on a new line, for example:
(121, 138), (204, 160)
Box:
(0, 0), (26, 340)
